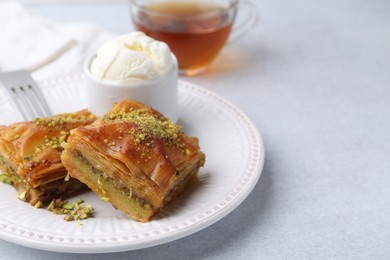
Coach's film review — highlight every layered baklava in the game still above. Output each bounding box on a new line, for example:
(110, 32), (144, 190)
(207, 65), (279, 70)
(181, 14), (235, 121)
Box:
(61, 100), (205, 222)
(0, 110), (96, 206)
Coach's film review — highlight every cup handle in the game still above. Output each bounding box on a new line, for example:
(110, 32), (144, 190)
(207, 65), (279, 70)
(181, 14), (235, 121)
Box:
(228, 0), (259, 44)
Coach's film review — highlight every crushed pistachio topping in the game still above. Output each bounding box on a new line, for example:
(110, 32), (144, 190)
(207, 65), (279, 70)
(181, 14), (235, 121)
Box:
(34, 112), (95, 127)
(32, 131), (70, 158)
(47, 198), (93, 222)
(0, 155), (22, 185)
(0, 174), (12, 184)
(103, 108), (183, 147)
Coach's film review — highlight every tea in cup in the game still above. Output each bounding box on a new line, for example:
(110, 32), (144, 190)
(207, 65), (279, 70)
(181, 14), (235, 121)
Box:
(130, 0), (257, 76)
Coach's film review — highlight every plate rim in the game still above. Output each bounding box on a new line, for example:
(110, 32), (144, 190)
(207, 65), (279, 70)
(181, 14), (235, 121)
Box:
(0, 74), (265, 253)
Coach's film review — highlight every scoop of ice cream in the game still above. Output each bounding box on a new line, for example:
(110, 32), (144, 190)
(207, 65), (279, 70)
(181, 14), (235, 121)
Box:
(90, 32), (174, 82)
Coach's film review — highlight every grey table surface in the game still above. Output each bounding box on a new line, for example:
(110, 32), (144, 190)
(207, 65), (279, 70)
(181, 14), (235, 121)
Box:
(2, 0), (390, 259)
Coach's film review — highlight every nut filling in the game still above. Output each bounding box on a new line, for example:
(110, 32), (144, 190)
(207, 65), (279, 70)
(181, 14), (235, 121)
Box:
(74, 150), (153, 210)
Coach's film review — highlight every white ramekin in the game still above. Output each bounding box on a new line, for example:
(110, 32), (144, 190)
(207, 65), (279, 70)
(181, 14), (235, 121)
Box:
(83, 53), (178, 122)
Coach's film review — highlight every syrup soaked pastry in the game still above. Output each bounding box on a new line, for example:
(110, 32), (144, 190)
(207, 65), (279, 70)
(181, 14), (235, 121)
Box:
(61, 100), (205, 222)
(0, 110), (96, 206)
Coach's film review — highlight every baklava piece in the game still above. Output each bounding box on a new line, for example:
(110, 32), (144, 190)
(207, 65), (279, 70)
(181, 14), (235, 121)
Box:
(0, 110), (96, 206)
(61, 100), (205, 222)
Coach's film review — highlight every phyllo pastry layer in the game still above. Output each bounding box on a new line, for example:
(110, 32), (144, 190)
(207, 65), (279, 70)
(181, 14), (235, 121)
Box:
(61, 100), (205, 222)
(0, 110), (96, 206)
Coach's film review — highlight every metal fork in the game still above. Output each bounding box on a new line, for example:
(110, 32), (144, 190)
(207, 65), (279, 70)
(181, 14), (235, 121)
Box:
(0, 70), (52, 120)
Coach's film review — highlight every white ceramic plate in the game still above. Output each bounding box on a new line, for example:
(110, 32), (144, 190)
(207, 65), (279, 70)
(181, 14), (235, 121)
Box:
(0, 75), (264, 253)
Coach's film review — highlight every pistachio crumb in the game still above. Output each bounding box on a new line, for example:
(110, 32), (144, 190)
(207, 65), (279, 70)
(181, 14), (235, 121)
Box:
(0, 175), (12, 184)
(18, 191), (27, 201)
(101, 196), (110, 202)
(75, 199), (84, 205)
(64, 215), (74, 221)
(34, 201), (43, 208)
(62, 202), (74, 210)
(47, 198), (93, 221)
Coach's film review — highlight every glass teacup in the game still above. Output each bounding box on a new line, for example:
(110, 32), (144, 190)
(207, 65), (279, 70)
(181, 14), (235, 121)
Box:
(130, 0), (258, 76)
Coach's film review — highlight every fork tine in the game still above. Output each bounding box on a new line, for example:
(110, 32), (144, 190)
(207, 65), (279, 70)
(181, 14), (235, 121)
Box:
(8, 86), (29, 121)
(15, 86), (35, 118)
(27, 83), (52, 117)
(19, 86), (44, 118)
(0, 70), (52, 121)
(19, 85), (45, 118)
